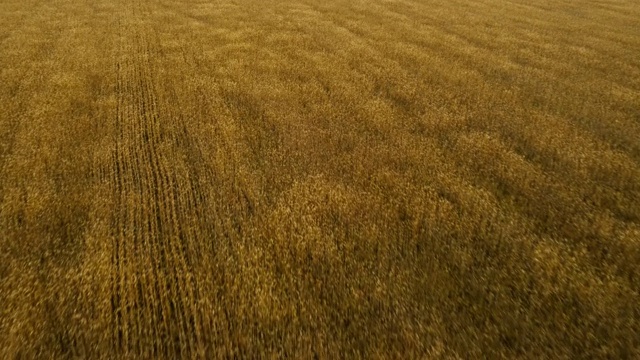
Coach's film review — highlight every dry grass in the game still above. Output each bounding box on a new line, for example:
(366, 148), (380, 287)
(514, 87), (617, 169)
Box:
(1, 0), (639, 357)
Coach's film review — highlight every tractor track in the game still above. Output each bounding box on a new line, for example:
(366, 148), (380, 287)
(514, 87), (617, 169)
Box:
(107, 0), (207, 355)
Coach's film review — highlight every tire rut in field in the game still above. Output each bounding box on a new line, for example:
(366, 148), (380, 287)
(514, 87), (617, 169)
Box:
(107, 3), (205, 356)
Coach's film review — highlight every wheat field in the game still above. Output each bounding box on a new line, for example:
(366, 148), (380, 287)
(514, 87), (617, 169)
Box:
(0, 0), (639, 357)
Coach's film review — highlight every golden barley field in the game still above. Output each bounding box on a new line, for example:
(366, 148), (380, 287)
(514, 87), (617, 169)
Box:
(1, 0), (639, 357)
